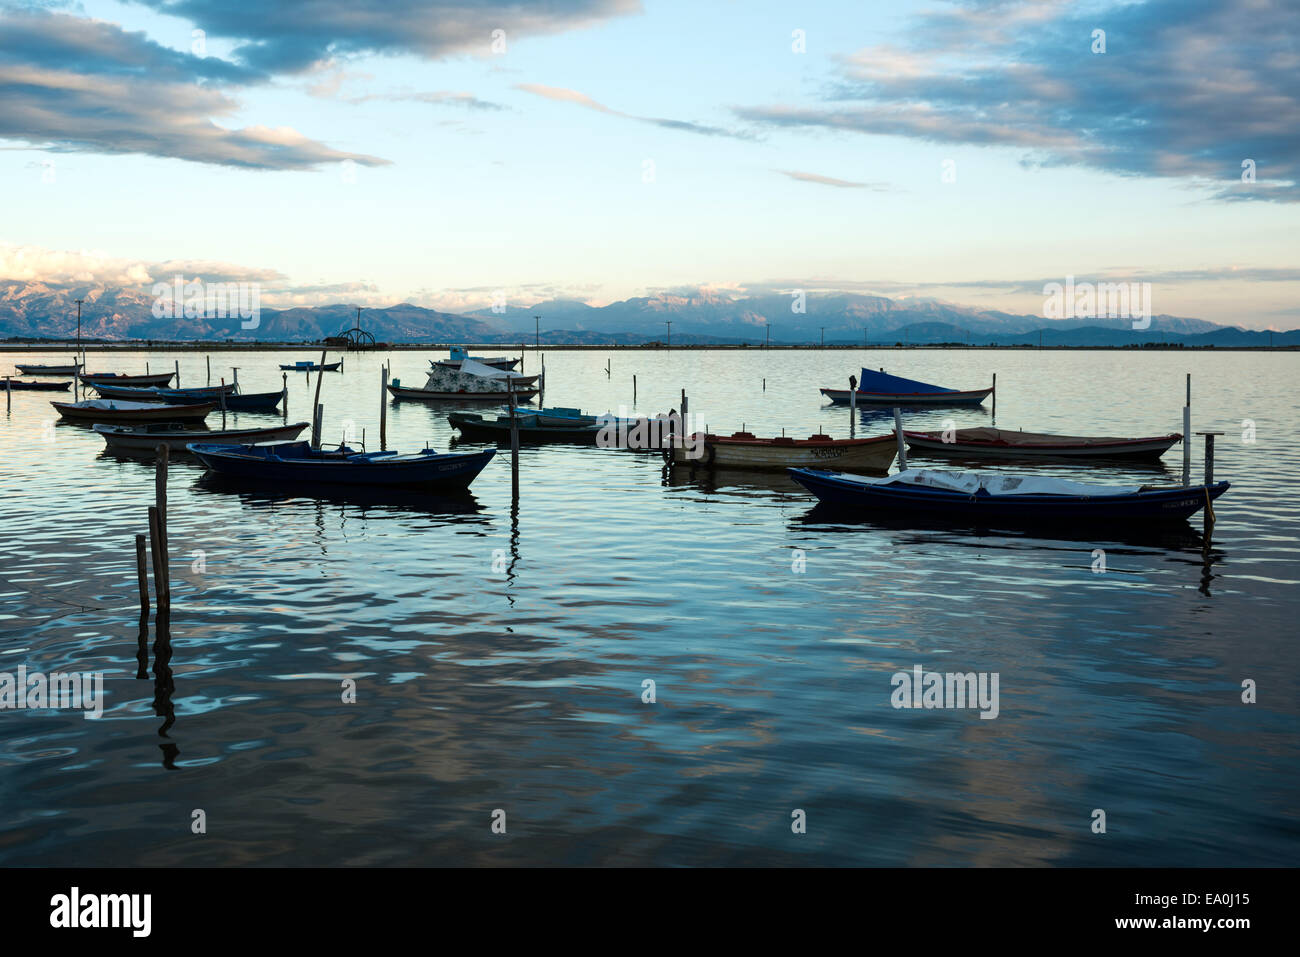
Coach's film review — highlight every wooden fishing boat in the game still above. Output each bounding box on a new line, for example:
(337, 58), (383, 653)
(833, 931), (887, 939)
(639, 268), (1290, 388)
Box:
(218, 390), (284, 412)
(449, 411), (604, 443)
(16, 362), (81, 375)
(904, 427), (1182, 460)
(820, 368), (993, 406)
(91, 381), (282, 411)
(188, 440), (496, 490)
(279, 360), (341, 372)
(94, 421), (309, 453)
(90, 382), (234, 401)
(433, 348), (520, 371)
(788, 467), (1229, 523)
(4, 380), (70, 391)
(389, 383), (539, 402)
(79, 371), (175, 387)
(674, 431), (898, 472)
(51, 398), (215, 425)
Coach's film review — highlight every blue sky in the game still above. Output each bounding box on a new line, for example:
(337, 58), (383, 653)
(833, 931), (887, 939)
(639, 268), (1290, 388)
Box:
(1, 0), (1297, 327)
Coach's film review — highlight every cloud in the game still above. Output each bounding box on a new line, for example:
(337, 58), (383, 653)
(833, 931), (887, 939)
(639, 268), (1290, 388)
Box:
(517, 82), (751, 138)
(775, 169), (890, 189)
(128, 0), (644, 73)
(0, 10), (390, 169)
(0, 243), (286, 286)
(738, 0), (1300, 202)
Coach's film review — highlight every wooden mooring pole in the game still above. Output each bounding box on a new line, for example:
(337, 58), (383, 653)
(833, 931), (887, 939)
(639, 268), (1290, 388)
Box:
(154, 443), (170, 607)
(380, 364), (388, 451)
(135, 533), (150, 616)
(893, 406), (907, 470)
(1183, 373), (1192, 487)
(508, 378), (520, 498)
(148, 507), (166, 611)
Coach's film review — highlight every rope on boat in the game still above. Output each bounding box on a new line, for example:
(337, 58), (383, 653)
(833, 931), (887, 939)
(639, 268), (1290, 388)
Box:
(1205, 487), (1216, 525)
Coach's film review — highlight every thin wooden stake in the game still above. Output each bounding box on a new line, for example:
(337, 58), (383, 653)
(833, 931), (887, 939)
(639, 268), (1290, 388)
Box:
(175, 359), (180, 388)
(135, 533), (150, 615)
(155, 444), (169, 601)
(310, 348), (327, 443)
(206, 355), (211, 385)
(509, 378), (519, 498)
(148, 506), (167, 611)
(893, 407), (908, 470)
(380, 364), (388, 451)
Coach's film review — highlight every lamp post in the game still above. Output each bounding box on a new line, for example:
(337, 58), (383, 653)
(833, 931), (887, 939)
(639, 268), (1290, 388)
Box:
(665, 321), (671, 349)
(534, 315), (540, 349)
(74, 298), (83, 368)
(765, 324), (770, 349)
(820, 326), (825, 348)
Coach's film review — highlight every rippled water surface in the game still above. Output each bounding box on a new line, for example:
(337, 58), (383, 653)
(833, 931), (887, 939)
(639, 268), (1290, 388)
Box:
(1, 348), (1296, 866)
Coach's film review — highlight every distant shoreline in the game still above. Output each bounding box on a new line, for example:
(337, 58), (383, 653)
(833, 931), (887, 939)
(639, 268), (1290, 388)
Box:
(1, 340), (1295, 353)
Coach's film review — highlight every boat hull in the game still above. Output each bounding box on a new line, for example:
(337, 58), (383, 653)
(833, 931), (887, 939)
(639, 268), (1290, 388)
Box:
(279, 362), (341, 372)
(388, 385), (539, 402)
(17, 364), (81, 375)
(80, 372), (175, 387)
(91, 383), (235, 402)
(674, 434), (898, 471)
(449, 412), (602, 443)
(904, 429), (1181, 460)
(53, 400), (215, 424)
(95, 421), (309, 453)
(820, 387), (993, 406)
(788, 468), (1229, 522)
(5, 380), (69, 391)
(433, 358), (521, 371)
(189, 443), (496, 489)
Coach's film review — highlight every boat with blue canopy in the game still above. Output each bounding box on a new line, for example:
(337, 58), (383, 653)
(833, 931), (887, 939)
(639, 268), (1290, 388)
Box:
(187, 440), (495, 489)
(787, 466), (1228, 522)
(820, 368), (994, 406)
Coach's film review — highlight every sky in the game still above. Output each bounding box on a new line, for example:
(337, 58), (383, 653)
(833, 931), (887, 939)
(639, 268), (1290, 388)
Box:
(1, 0), (1297, 328)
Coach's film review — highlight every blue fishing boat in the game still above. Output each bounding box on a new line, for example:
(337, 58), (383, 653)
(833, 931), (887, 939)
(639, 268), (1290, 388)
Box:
(187, 440), (495, 489)
(820, 368), (993, 406)
(787, 467), (1228, 522)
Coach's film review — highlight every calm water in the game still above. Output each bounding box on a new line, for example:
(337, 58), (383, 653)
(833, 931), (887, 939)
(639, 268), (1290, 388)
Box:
(1, 348), (1296, 866)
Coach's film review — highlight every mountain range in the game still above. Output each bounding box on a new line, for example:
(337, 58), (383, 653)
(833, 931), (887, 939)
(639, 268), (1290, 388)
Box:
(1, 282), (1294, 347)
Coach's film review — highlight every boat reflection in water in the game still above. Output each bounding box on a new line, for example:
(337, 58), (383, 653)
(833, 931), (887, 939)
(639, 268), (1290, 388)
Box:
(192, 471), (490, 520)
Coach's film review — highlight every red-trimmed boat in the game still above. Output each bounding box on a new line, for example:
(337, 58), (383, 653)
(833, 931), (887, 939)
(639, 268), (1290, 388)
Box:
(904, 427), (1182, 461)
(672, 431), (898, 472)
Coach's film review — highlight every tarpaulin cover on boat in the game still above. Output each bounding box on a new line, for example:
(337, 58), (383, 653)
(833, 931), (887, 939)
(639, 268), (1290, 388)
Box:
(834, 468), (1145, 497)
(858, 368), (954, 394)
